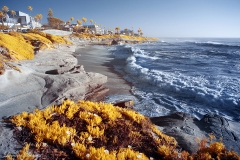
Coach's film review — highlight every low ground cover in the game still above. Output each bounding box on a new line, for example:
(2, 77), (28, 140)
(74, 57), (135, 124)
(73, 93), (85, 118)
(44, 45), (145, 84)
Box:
(5, 100), (240, 160)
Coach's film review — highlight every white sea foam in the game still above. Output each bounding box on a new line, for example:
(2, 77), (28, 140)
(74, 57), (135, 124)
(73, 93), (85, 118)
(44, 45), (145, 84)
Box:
(110, 41), (240, 120)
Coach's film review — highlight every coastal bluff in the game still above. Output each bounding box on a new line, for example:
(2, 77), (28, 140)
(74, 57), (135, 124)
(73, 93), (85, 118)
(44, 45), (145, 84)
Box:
(0, 43), (107, 157)
(0, 44), (107, 119)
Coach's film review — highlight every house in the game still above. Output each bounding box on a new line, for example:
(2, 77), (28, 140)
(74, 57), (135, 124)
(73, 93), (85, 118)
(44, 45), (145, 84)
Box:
(3, 11), (41, 29)
(82, 24), (103, 35)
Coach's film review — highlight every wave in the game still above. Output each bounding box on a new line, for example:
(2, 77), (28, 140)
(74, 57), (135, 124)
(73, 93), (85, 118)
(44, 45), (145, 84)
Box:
(111, 44), (240, 120)
(189, 41), (240, 49)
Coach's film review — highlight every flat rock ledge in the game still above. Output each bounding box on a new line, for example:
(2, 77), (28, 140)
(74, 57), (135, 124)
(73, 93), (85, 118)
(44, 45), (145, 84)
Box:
(0, 44), (107, 157)
(151, 112), (240, 154)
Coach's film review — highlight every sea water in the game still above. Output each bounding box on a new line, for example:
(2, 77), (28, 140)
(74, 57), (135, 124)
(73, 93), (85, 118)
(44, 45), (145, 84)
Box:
(106, 38), (240, 121)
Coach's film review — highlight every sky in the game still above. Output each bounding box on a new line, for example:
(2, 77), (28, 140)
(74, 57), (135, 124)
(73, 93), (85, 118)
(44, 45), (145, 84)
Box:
(1, 0), (240, 38)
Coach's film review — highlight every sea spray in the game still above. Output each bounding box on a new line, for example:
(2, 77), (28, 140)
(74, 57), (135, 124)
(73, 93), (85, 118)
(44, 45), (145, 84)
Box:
(109, 38), (240, 121)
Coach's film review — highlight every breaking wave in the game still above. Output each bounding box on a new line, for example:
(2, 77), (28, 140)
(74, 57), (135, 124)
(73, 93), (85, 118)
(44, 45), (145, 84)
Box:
(110, 39), (240, 121)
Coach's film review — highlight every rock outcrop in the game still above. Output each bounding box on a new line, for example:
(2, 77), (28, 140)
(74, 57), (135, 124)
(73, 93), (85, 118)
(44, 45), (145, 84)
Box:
(0, 44), (108, 157)
(151, 112), (240, 154)
(0, 45), (107, 119)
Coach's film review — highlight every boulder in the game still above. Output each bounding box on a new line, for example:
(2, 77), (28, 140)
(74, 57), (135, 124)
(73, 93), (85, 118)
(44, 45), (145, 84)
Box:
(113, 100), (134, 109)
(151, 112), (240, 154)
(111, 40), (119, 45)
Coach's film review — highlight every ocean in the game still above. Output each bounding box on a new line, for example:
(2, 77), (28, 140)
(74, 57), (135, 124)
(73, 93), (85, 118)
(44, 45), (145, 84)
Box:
(106, 38), (240, 121)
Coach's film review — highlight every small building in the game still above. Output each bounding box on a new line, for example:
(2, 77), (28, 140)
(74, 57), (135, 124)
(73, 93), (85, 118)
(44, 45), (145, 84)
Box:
(82, 24), (103, 35)
(3, 11), (41, 29)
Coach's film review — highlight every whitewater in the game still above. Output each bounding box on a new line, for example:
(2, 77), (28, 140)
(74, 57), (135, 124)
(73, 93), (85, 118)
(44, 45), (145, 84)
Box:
(106, 38), (240, 121)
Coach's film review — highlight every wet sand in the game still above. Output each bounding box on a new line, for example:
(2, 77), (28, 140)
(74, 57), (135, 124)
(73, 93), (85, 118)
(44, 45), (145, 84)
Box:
(76, 45), (132, 96)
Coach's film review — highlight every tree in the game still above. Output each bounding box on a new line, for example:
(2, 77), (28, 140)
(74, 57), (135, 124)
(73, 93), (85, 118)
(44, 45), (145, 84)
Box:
(115, 26), (120, 34)
(28, 6), (33, 28)
(35, 14), (42, 25)
(38, 14), (42, 24)
(76, 20), (82, 33)
(73, 25), (80, 32)
(10, 10), (16, 19)
(10, 10), (16, 27)
(90, 19), (93, 24)
(28, 6), (33, 15)
(2, 6), (9, 26)
(0, 11), (4, 26)
(77, 20), (82, 26)
(48, 17), (64, 29)
(70, 17), (74, 24)
(82, 17), (87, 25)
(2, 6), (9, 14)
(48, 8), (53, 18)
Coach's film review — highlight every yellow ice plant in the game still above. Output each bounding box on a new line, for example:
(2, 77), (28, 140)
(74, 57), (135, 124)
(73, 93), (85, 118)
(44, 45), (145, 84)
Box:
(71, 32), (158, 42)
(0, 32), (34, 60)
(87, 147), (117, 160)
(79, 111), (102, 125)
(8, 100), (240, 159)
(6, 144), (35, 160)
(152, 125), (177, 146)
(78, 100), (122, 121)
(87, 125), (104, 137)
(46, 34), (72, 45)
(72, 142), (87, 158)
(65, 102), (79, 119)
(25, 33), (52, 48)
(209, 142), (224, 153)
(117, 148), (149, 160)
(50, 99), (71, 114)
(157, 145), (178, 159)
(121, 108), (145, 123)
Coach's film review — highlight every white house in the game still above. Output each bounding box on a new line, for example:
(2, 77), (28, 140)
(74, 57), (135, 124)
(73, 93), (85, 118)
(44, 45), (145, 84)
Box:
(3, 11), (41, 29)
(83, 24), (103, 35)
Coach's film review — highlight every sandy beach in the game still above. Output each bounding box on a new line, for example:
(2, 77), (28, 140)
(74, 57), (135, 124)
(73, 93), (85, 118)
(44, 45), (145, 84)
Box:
(76, 45), (132, 96)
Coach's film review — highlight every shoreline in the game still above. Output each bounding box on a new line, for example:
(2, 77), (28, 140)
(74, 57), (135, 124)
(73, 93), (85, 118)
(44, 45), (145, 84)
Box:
(76, 45), (133, 97)
(0, 34), (240, 157)
(75, 42), (240, 154)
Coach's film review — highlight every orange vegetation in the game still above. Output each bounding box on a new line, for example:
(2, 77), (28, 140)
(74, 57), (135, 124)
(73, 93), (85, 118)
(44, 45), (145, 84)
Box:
(71, 32), (158, 42)
(6, 100), (240, 159)
(0, 30), (71, 74)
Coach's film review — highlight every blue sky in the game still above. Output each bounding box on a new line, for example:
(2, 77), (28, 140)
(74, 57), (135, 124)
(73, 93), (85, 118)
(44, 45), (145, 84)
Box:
(1, 0), (240, 38)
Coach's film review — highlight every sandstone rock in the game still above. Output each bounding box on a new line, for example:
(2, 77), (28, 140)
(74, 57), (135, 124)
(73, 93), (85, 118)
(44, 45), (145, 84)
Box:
(151, 112), (240, 154)
(84, 86), (109, 102)
(111, 40), (119, 45)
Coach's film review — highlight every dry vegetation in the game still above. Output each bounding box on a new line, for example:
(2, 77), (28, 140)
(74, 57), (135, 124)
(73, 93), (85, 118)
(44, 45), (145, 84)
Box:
(0, 29), (156, 75)
(0, 30), (71, 74)
(5, 100), (240, 160)
(71, 32), (158, 42)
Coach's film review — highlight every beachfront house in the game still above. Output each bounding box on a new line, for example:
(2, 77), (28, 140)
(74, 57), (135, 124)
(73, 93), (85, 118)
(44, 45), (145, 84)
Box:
(82, 24), (103, 35)
(3, 11), (41, 29)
